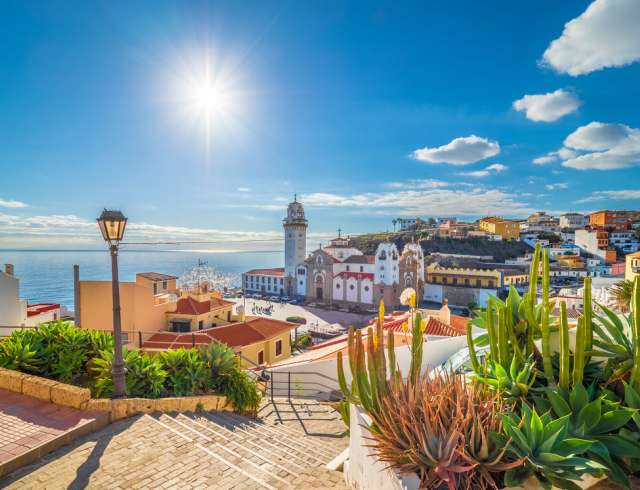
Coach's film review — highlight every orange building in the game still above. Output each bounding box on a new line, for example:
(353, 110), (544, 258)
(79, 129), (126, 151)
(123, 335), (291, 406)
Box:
(588, 210), (634, 231)
(478, 216), (520, 240)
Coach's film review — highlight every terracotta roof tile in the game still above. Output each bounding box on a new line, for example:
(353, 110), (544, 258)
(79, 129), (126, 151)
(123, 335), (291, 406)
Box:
(137, 272), (177, 281)
(142, 318), (296, 351)
(26, 303), (60, 317)
(244, 268), (285, 276)
(172, 297), (211, 315)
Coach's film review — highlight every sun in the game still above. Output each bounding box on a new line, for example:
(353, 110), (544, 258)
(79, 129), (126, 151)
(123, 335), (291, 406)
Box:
(167, 46), (247, 151)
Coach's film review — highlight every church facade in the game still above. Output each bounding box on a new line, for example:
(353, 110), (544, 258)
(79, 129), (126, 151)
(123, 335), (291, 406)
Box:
(243, 197), (425, 309)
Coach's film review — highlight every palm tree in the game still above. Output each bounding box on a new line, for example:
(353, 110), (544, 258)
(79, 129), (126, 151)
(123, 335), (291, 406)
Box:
(392, 219), (397, 232)
(610, 279), (634, 312)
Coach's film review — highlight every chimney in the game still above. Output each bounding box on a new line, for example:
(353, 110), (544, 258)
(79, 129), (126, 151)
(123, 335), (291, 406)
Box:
(4, 264), (14, 276)
(440, 298), (451, 325)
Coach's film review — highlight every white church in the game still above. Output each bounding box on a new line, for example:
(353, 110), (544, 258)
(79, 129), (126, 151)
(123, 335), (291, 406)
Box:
(242, 197), (425, 309)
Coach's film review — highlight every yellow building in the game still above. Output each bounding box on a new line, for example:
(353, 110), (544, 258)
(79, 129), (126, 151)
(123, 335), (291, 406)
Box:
(166, 292), (235, 332)
(478, 216), (521, 240)
(555, 254), (585, 269)
(141, 317), (296, 367)
(626, 251), (640, 282)
(78, 272), (179, 334)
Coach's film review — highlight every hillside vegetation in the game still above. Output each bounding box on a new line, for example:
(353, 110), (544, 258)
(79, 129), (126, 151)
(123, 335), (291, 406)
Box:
(350, 232), (532, 263)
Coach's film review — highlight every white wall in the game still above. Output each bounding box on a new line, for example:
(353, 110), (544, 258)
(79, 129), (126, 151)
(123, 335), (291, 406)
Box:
(0, 271), (26, 326)
(345, 404), (419, 490)
(267, 335), (468, 398)
(424, 283), (443, 303)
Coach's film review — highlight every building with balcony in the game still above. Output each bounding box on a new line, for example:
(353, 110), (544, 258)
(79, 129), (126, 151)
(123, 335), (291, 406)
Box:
(589, 210), (635, 231)
(478, 216), (521, 240)
(575, 229), (618, 264)
(424, 262), (528, 307)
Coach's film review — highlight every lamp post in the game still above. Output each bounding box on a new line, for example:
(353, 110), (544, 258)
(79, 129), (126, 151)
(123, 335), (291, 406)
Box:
(97, 209), (128, 398)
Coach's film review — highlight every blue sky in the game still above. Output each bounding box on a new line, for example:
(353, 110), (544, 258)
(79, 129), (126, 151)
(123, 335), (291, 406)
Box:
(1, 0), (639, 250)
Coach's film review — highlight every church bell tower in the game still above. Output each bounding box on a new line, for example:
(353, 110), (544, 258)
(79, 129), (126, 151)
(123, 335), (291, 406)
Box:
(283, 195), (307, 296)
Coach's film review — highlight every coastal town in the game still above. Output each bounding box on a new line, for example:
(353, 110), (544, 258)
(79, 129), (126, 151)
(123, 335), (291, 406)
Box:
(2, 0), (640, 489)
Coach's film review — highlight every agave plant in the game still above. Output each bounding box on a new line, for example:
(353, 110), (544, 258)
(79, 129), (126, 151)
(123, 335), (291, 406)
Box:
(90, 349), (167, 398)
(470, 355), (536, 403)
(592, 277), (640, 388)
(369, 371), (516, 490)
(199, 342), (238, 390)
(540, 383), (639, 487)
(501, 404), (606, 489)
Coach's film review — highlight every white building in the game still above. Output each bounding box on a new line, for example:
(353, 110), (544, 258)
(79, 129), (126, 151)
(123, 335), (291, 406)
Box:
(0, 264), (61, 327)
(242, 268), (285, 296)
(396, 218), (418, 231)
(560, 213), (587, 230)
(608, 231), (640, 254)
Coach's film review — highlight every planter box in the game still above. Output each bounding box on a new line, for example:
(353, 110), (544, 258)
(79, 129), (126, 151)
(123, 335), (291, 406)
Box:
(345, 403), (605, 490)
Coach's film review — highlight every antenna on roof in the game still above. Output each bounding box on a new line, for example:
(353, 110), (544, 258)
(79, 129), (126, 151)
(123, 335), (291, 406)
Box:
(338, 227), (342, 238)
(293, 193), (297, 202)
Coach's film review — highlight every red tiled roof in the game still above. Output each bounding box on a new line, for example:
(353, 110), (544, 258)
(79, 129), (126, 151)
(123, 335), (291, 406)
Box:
(334, 271), (374, 281)
(367, 312), (466, 338)
(244, 268), (285, 276)
(365, 255), (375, 264)
(137, 272), (177, 281)
(450, 315), (470, 334)
(142, 318), (296, 351)
(209, 297), (235, 309)
(172, 297), (211, 315)
(26, 303), (60, 317)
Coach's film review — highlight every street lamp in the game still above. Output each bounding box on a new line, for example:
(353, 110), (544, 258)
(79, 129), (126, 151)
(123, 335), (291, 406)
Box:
(97, 209), (128, 398)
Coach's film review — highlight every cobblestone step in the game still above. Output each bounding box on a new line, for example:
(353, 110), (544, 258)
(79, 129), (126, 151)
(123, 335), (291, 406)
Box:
(218, 411), (339, 461)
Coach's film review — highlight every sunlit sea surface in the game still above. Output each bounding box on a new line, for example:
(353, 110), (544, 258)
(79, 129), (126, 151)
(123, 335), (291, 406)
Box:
(0, 249), (282, 311)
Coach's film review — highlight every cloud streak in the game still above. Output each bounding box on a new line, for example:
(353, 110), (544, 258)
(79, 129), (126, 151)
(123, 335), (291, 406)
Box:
(0, 198), (28, 209)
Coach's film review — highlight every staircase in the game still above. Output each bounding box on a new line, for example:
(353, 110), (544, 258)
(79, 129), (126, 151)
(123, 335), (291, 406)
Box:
(145, 399), (349, 489)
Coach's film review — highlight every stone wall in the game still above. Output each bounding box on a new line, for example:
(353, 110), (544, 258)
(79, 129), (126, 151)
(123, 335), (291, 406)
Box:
(0, 367), (230, 422)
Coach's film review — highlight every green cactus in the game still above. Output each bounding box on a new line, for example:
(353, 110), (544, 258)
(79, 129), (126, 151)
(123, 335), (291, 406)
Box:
(629, 278), (640, 391)
(573, 315), (586, 387)
(559, 301), (571, 390)
(337, 299), (425, 421)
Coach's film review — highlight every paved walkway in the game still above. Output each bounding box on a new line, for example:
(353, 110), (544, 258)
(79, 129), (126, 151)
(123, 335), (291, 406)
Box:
(232, 298), (371, 331)
(0, 389), (108, 478)
(0, 399), (349, 489)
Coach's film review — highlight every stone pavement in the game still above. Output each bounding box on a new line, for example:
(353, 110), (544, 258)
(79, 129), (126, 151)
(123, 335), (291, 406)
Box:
(0, 399), (350, 489)
(0, 389), (108, 478)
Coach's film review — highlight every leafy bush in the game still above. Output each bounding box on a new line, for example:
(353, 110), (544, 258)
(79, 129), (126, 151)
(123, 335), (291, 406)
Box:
(160, 348), (207, 396)
(90, 349), (167, 398)
(1, 322), (260, 412)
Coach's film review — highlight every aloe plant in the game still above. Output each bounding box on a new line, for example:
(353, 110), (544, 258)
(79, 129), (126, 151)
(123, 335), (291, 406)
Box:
(501, 404), (606, 489)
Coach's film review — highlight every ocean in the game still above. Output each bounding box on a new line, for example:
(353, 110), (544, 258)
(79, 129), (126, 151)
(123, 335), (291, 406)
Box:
(0, 249), (283, 311)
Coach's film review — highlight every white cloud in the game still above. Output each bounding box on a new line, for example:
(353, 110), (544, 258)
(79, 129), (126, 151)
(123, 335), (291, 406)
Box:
(299, 185), (534, 217)
(533, 147), (578, 165)
(385, 179), (450, 189)
(237, 187), (250, 192)
(561, 121), (640, 170)
(412, 135), (500, 165)
(577, 189), (640, 203)
(545, 183), (569, 190)
(0, 198), (28, 208)
(542, 0), (640, 76)
(513, 89), (581, 122)
(459, 163), (508, 177)
(533, 155), (557, 165)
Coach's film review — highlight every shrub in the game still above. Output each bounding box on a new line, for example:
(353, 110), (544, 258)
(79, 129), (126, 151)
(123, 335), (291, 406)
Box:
(160, 348), (207, 396)
(0, 335), (41, 372)
(220, 368), (261, 414)
(199, 342), (238, 391)
(90, 349), (167, 399)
